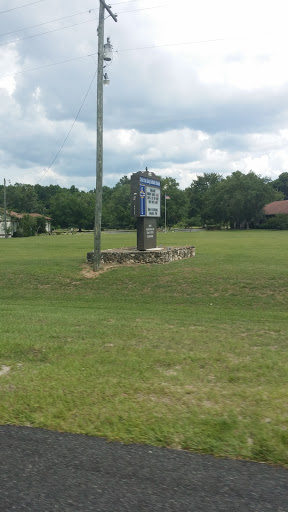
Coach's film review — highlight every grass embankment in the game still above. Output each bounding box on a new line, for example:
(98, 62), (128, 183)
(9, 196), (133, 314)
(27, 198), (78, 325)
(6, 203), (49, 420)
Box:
(0, 231), (287, 466)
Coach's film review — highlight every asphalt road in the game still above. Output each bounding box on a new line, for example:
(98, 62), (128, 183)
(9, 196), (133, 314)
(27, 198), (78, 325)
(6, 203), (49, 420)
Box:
(0, 425), (287, 511)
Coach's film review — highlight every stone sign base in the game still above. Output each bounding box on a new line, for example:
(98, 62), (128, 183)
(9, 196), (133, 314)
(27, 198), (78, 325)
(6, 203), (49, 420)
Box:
(87, 246), (195, 265)
(137, 217), (157, 250)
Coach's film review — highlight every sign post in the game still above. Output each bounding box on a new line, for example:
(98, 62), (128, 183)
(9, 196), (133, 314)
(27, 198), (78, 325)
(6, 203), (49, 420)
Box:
(131, 169), (161, 251)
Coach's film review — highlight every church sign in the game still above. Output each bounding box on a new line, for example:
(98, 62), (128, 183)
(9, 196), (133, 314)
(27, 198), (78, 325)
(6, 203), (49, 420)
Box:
(131, 170), (161, 250)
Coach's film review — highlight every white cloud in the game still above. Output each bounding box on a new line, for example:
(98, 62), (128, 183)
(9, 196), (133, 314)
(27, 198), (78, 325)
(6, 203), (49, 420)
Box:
(1, 0), (288, 191)
(0, 45), (19, 95)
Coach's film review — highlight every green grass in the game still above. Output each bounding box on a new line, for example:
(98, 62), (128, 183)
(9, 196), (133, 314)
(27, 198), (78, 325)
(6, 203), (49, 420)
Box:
(0, 230), (288, 466)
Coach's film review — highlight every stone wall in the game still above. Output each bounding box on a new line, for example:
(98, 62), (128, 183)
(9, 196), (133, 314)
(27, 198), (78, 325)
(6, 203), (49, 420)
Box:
(87, 246), (195, 265)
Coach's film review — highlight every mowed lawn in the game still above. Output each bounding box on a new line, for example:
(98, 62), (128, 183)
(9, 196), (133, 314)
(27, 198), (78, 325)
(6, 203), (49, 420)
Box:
(0, 230), (287, 466)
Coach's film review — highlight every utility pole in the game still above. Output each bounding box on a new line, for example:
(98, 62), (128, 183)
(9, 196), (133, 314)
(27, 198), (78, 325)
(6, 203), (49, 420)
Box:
(163, 185), (167, 233)
(93, 0), (117, 271)
(165, 193), (167, 233)
(3, 178), (7, 239)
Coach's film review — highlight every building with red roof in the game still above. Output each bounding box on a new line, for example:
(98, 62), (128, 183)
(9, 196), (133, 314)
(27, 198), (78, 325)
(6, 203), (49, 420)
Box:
(263, 201), (288, 216)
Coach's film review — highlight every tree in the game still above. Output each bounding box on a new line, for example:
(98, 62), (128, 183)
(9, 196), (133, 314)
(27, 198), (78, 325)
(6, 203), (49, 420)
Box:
(15, 215), (37, 237)
(36, 216), (47, 234)
(271, 172), (288, 199)
(161, 177), (189, 227)
(203, 171), (282, 228)
(50, 190), (94, 230)
(107, 177), (135, 229)
(5, 183), (40, 213)
(34, 184), (62, 211)
(186, 173), (223, 223)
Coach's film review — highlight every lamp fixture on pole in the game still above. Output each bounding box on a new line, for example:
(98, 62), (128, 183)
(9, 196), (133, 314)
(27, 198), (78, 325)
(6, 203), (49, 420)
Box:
(103, 72), (110, 86)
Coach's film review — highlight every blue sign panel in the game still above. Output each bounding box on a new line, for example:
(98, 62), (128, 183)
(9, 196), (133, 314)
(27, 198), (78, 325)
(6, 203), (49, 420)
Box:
(140, 176), (161, 187)
(140, 185), (146, 216)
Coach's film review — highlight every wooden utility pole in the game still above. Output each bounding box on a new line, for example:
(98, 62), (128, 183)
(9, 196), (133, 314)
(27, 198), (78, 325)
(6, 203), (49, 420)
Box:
(93, 0), (117, 271)
(3, 178), (8, 239)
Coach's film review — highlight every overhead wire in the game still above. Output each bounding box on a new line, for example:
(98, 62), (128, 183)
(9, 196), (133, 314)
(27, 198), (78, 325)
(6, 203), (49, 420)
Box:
(111, 0), (169, 5)
(0, 53), (97, 79)
(0, 4), (168, 49)
(0, 5), (167, 48)
(111, 1), (143, 4)
(116, 37), (232, 52)
(0, 0), (46, 15)
(116, 5), (168, 14)
(35, 68), (97, 185)
(0, 16), (98, 48)
(0, 9), (96, 39)
(0, 33), (271, 80)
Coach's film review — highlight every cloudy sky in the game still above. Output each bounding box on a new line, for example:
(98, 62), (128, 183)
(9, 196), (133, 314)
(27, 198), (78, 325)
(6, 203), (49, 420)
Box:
(1, 0), (288, 190)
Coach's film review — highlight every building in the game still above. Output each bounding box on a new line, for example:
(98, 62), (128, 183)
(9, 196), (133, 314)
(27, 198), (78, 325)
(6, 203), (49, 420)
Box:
(263, 200), (288, 217)
(0, 210), (52, 238)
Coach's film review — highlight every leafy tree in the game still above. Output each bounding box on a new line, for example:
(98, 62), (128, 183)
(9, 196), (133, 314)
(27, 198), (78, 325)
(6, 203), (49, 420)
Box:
(161, 177), (189, 227)
(15, 215), (37, 237)
(50, 192), (74, 228)
(34, 184), (62, 211)
(2, 171), (285, 232)
(186, 173), (223, 223)
(108, 177), (135, 229)
(101, 186), (116, 229)
(50, 190), (94, 230)
(271, 172), (288, 199)
(36, 216), (47, 234)
(5, 183), (40, 213)
(203, 171), (282, 228)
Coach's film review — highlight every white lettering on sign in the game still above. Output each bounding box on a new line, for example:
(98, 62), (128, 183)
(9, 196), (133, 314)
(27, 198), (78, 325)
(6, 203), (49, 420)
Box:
(140, 177), (161, 187)
(146, 185), (160, 217)
(146, 226), (155, 239)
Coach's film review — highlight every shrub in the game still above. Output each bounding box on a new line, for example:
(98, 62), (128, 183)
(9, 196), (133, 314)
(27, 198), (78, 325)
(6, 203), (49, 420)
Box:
(206, 224), (222, 231)
(188, 215), (203, 228)
(14, 215), (37, 237)
(259, 214), (288, 230)
(36, 216), (47, 234)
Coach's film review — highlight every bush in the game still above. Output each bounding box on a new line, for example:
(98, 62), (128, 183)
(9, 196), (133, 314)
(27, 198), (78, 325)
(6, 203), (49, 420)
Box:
(36, 216), (47, 234)
(259, 214), (288, 230)
(206, 224), (222, 231)
(188, 215), (203, 228)
(14, 215), (37, 237)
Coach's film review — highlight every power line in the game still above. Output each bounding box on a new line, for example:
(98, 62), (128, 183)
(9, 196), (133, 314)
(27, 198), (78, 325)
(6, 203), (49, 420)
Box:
(0, 5), (165, 48)
(0, 53), (97, 79)
(0, 9), (95, 39)
(116, 36), (245, 52)
(0, 0), (46, 15)
(112, 0), (169, 4)
(0, 16), (97, 48)
(0, 34), (272, 80)
(116, 5), (168, 14)
(111, 1), (142, 4)
(35, 69), (97, 185)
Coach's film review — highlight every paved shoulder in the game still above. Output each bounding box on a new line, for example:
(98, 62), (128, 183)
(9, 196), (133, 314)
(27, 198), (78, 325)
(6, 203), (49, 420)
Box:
(0, 425), (287, 511)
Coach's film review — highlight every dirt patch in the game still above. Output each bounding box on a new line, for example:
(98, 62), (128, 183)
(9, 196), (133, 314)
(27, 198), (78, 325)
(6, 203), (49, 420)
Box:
(80, 263), (120, 279)
(0, 365), (11, 377)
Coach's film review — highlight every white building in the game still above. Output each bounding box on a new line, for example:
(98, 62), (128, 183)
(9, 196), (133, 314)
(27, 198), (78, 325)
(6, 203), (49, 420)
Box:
(0, 210), (52, 237)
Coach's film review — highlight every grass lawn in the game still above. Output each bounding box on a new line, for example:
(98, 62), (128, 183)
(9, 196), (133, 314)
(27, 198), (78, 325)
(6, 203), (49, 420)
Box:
(0, 230), (287, 466)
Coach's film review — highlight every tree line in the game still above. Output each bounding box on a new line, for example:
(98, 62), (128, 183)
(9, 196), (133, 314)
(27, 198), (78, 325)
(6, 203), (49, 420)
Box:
(1, 171), (287, 231)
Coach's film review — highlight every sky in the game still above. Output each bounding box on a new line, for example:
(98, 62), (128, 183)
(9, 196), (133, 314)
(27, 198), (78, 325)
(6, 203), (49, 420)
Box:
(1, 0), (288, 190)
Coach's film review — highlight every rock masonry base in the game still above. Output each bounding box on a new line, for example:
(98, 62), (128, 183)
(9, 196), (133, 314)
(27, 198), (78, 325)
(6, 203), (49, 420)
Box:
(87, 246), (195, 265)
